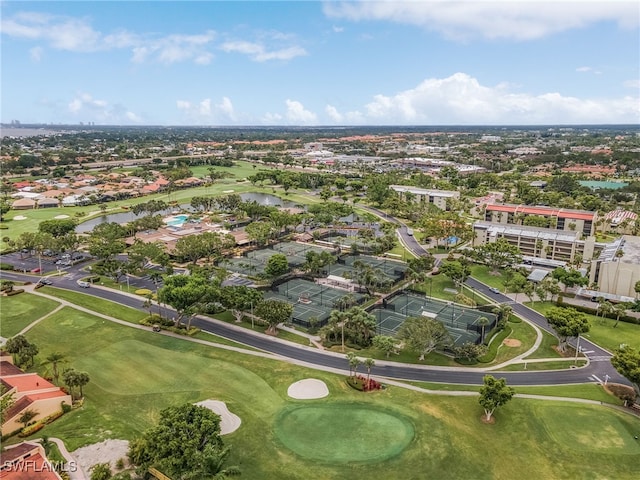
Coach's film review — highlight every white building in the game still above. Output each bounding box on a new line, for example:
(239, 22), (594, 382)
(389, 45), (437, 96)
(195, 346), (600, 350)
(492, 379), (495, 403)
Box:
(390, 185), (460, 211)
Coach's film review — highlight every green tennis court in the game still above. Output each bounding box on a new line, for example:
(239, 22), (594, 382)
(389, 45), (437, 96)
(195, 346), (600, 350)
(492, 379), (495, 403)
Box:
(370, 291), (497, 346)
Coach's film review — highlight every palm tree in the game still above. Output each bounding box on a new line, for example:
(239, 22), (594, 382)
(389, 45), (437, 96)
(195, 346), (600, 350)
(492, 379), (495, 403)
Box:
(330, 310), (350, 352)
(18, 408), (38, 428)
(364, 358), (375, 389)
(346, 352), (358, 379)
(44, 352), (66, 385)
(612, 302), (631, 328)
(478, 317), (490, 344)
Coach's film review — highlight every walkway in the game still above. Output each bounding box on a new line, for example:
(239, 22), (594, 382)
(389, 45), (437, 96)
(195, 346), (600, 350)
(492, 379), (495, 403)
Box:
(50, 437), (87, 480)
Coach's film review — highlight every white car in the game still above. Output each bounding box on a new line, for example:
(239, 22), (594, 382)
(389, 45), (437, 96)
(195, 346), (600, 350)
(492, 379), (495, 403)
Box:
(76, 280), (90, 288)
(489, 287), (500, 294)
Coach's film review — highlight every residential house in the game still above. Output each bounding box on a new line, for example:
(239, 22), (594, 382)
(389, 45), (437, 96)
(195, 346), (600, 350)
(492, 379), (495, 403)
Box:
(1, 361), (72, 436)
(0, 441), (63, 480)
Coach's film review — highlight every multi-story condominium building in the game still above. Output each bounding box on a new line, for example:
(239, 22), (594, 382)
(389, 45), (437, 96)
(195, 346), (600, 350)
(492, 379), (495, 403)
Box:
(390, 185), (460, 211)
(589, 236), (640, 298)
(483, 204), (597, 238)
(472, 222), (597, 264)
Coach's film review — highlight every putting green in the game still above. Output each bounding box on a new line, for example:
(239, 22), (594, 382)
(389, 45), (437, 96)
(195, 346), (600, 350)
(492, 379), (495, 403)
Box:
(538, 405), (640, 454)
(274, 403), (415, 463)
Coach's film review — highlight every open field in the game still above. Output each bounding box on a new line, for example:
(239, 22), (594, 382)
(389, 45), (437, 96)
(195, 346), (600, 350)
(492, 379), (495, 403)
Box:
(527, 302), (640, 352)
(0, 293), (59, 337)
(7, 302), (639, 479)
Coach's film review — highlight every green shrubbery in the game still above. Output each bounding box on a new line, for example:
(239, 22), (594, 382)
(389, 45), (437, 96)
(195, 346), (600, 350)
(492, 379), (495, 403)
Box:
(135, 288), (153, 296)
(5, 288), (25, 296)
(478, 326), (513, 363)
(0, 263), (15, 270)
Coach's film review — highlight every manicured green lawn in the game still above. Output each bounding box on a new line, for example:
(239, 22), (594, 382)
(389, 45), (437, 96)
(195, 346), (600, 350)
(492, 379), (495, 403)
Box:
(492, 319), (538, 364)
(527, 302), (640, 352)
(38, 287), (147, 324)
(11, 307), (640, 479)
(0, 293), (60, 337)
(524, 328), (562, 359)
(516, 384), (624, 405)
(498, 360), (588, 371)
(274, 403), (415, 463)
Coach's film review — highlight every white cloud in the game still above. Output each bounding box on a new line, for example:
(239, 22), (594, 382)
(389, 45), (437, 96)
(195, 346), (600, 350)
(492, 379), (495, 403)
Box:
(126, 111), (142, 123)
(219, 31), (307, 62)
(576, 66), (602, 74)
(325, 105), (343, 123)
(285, 100), (317, 123)
(66, 92), (140, 123)
(0, 11), (216, 65)
(624, 79), (640, 88)
(321, 73), (640, 125)
(176, 97), (237, 123)
(29, 46), (43, 61)
(323, 1), (639, 41)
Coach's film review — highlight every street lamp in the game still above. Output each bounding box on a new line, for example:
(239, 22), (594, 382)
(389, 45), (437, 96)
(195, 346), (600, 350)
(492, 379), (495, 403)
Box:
(574, 334), (581, 363)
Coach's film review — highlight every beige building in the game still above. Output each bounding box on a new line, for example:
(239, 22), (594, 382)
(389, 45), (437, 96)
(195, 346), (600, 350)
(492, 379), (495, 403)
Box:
(589, 236), (640, 298)
(473, 221), (596, 264)
(1, 361), (72, 436)
(484, 204), (597, 238)
(390, 185), (460, 211)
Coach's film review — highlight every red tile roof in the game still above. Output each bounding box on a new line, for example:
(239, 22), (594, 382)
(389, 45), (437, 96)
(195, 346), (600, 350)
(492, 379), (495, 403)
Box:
(1, 361), (23, 376)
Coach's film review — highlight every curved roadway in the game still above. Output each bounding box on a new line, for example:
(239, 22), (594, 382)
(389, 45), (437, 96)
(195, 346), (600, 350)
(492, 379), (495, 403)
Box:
(0, 265), (629, 387)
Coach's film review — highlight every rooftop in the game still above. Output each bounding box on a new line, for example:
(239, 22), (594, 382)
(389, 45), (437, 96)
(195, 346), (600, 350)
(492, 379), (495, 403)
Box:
(475, 221), (579, 242)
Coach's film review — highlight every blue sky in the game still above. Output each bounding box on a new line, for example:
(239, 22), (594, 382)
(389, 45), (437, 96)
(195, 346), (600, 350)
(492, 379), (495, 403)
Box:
(1, 0), (639, 126)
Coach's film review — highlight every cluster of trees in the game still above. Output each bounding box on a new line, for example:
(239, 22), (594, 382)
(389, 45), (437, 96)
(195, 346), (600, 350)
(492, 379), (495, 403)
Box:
(157, 273), (293, 334)
(4, 335), (39, 368)
(128, 403), (239, 479)
(321, 307), (377, 350)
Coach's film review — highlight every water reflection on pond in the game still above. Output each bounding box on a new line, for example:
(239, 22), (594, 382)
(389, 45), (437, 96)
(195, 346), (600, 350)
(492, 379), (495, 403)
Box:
(76, 192), (301, 233)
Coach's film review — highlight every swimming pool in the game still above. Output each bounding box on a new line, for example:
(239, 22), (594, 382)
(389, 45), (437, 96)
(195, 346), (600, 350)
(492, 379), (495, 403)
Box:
(165, 214), (189, 227)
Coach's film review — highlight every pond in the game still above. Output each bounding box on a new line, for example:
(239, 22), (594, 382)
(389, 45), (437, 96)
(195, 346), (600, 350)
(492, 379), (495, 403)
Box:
(240, 192), (300, 208)
(76, 192), (301, 233)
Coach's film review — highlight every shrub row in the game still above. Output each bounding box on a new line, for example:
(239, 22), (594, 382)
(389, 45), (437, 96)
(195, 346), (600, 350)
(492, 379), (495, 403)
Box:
(478, 325), (513, 363)
(346, 375), (383, 392)
(555, 298), (640, 325)
(0, 263), (15, 270)
(135, 288), (153, 296)
(5, 288), (25, 296)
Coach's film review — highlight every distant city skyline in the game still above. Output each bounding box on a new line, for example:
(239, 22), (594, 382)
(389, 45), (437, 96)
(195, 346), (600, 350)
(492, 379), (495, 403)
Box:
(1, 1), (639, 126)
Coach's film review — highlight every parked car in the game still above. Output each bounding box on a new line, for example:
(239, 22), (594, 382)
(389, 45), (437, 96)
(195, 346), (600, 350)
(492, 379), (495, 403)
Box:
(76, 280), (90, 288)
(30, 267), (41, 273)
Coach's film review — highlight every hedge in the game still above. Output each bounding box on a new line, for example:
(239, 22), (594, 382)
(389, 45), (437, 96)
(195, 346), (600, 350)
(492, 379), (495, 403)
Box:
(0, 263), (15, 270)
(478, 325), (513, 363)
(134, 288), (153, 296)
(555, 300), (640, 325)
(5, 288), (25, 296)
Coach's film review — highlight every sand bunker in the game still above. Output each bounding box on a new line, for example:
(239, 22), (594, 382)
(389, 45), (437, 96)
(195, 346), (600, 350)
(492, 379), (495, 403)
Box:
(503, 338), (522, 347)
(54, 214), (70, 219)
(13, 215), (27, 220)
(73, 439), (129, 479)
(287, 378), (329, 399)
(195, 400), (241, 434)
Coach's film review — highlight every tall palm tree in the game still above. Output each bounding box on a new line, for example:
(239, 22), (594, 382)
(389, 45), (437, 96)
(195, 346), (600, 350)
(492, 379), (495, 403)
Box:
(44, 352), (66, 385)
(478, 317), (490, 344)
(364, 358), (375, 389)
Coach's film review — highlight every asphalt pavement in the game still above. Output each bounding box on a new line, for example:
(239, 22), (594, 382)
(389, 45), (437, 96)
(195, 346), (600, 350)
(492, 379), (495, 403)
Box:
(0, 260), (630, 387)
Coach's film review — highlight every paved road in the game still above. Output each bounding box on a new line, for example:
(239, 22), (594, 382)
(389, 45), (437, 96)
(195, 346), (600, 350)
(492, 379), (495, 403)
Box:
(0, 264), (629, 387)
(359, 205), (430, 258)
